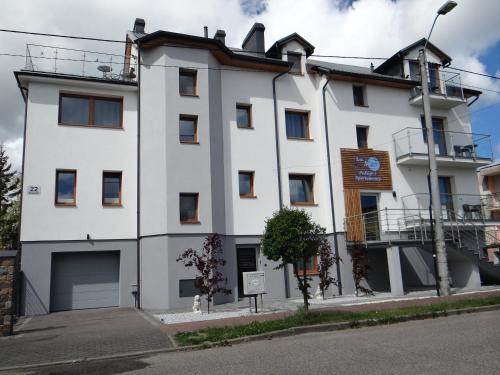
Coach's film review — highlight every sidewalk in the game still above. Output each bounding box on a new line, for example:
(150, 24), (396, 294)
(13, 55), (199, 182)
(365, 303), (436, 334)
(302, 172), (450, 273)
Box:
(159, 287), (500, 334)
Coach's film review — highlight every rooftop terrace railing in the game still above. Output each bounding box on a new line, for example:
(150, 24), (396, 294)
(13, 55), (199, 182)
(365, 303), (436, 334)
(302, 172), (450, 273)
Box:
(24, 44), (137, 82)
(410, 68), (464, 99)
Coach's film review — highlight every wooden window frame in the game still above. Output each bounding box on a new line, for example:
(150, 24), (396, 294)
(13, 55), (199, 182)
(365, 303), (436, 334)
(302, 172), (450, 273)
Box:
(287, 52), (303, 75)
(296, 256), (319, 276)
(352, 85), (368, 107)
(285, 110), (311, 140)
(179, 193), (200, 224)
(102, 171), (123, 207)
(179, 115), (199, 144)
(55, 169), (77, 206)
(236, 103), (253, 129)
(356, 125), (369, 149)
(179, 68), (198, 97)
(238, 171), (256, 198)
(58, 93), (123, 128)
(289, 173), (316, 206)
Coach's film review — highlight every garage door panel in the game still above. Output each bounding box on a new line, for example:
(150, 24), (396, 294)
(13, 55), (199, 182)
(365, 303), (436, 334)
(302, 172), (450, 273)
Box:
(50, 252), (120, 312)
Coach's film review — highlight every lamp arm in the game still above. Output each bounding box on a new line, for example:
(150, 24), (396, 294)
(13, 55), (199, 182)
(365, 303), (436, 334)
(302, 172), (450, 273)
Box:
(424, 14), (440, 50)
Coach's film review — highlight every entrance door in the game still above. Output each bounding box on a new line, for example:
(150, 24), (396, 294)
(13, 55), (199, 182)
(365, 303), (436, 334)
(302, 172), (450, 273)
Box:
(237, 247), (257, 298)
(361, 194), (380, 241)
(421, 117), (447, 156)
(438, 176), (454, 219)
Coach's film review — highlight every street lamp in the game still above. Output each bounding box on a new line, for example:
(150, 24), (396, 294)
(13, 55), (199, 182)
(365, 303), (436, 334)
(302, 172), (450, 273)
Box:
(419, 1), (457, 297)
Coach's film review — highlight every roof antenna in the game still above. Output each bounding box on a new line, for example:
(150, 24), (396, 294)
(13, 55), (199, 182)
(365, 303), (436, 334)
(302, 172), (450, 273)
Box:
(204, 26), (208, 38)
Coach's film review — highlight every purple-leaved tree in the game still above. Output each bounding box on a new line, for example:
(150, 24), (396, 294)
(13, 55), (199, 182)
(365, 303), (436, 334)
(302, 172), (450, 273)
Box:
(317, 236), (341, 299)
(176, 233), (231, 313)
(351, 243), (373, 297)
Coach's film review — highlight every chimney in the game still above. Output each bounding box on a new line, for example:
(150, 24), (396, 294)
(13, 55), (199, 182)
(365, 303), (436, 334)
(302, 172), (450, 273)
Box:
(133, 18), (145, 34)
(242, 23), (265, 53)
(214, 29), (226, 45)
(204, 26), (208, 38)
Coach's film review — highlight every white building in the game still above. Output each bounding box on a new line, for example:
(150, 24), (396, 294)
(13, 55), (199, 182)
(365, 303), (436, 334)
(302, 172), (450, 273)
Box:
(15, 19), (499, 315)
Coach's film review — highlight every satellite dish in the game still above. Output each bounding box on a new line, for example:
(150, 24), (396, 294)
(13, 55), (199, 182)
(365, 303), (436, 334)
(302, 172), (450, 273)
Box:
(97, 65), (112, 73)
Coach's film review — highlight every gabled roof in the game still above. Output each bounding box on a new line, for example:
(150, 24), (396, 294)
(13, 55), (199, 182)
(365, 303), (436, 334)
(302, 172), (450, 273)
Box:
(374, 38), (452, 74)
(266, 32), (315, 58)
(135, 31), (290, 72)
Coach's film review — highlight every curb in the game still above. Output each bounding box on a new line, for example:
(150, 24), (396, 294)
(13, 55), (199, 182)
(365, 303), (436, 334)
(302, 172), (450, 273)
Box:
(2, 304), (499, 372)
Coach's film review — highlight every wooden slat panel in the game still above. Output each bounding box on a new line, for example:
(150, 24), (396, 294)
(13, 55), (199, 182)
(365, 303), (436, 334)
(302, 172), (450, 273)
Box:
(344, 188), (364, 242)
(341, 148), (393, 190)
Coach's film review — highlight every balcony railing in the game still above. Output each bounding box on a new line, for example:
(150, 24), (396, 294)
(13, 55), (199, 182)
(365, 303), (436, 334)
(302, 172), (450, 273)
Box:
(410, 69), (464, 99)
(393, 127), (493, 166)
(24, 44), (137, 82)
(401, 193), (500, 222)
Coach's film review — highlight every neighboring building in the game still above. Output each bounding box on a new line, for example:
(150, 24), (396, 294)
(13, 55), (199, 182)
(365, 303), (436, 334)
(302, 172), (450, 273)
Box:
(478, 162), (500, 265)
(15, 19), (499, 315)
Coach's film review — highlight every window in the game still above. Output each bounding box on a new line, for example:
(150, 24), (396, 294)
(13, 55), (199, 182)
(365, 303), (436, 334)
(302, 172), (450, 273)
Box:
(179, 69), (197, 96)
(352, 85), (366, 106)
(59, 94), (122, 128)
(55, 170), (76, 205)
(180, 193), (199, 223)
(179, 279), (201, 298)
(179, 115), (198, 143)
(356, 126), (368, 148)
(102, 171), (122, 206)
(296, 256), (319, 275)
(236, 104), (252, 128)
(289, 174), (314, 205)
(239, 171), (255, 198)
(287, 52), (302, 74)
(285, 110), (310, 139)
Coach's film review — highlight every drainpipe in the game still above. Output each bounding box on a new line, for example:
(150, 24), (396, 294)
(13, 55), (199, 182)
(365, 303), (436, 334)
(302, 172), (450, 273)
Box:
(136, 42), (142, 309)
(272, 68), (290, 298)
(321, 76), (343, 296)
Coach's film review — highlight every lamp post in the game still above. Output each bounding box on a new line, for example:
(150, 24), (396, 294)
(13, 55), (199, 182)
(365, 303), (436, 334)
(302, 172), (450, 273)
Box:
(419, 1), (457, 297)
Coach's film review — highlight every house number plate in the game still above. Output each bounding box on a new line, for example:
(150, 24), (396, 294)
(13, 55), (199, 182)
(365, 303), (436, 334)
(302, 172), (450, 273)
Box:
(27, 185), (41, 194)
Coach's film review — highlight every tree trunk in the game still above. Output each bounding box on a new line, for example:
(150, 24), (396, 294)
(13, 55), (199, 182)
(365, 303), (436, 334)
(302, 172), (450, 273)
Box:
(302, 258), (309, 312)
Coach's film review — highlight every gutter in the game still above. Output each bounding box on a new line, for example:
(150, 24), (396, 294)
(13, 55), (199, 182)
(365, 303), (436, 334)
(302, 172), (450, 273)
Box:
(321, 76), (343, 296)
(136, 42), (142, 309)
(272, 67), (291, 298)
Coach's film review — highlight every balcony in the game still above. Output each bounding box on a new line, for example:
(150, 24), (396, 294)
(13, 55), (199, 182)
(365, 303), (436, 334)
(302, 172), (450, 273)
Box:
(401, 193), (500, 223)
(23, 43), (137, 82)
(393, 127), (493, 168)
(409, 70), (465, 109)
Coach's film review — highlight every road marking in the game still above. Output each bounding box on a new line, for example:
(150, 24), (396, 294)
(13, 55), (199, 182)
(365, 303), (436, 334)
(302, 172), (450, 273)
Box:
(135, 308), (159, 327)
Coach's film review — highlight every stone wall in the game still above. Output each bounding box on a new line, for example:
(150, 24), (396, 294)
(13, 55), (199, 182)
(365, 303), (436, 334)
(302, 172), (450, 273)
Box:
(0, 251), (17, 336)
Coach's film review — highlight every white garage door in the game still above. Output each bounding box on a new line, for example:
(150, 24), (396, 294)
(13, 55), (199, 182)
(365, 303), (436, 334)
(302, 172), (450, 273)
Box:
(50, 251), (120, 312)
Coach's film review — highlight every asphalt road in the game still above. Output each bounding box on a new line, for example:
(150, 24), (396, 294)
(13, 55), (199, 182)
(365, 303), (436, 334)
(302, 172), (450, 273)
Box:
(17, 310), (500, 375)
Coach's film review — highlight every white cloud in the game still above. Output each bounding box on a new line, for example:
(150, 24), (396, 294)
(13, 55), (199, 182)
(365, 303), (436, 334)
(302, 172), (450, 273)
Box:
(3, 137), (23, 173)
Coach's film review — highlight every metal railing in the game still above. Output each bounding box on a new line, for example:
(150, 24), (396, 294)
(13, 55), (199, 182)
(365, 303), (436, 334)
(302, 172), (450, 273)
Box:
(393, 127), (493, 161)
(344, 206), (500, 262)
(401, 193), (500, 222)
(410, 68), (464, 99)
(23, 44), (137, 82)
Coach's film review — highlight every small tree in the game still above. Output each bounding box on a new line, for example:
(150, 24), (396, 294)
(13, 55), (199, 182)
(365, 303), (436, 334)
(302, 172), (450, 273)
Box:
(317, 235), (341, 299)
(0, 145), (21, 250)
(261, 208), (327, 311)
(176, 233), (231, 313)
(351, 244), (373, 297)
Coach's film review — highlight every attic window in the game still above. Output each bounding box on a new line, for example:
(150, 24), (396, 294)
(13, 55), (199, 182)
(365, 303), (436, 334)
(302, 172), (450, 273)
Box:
(287, 52), (302, 74)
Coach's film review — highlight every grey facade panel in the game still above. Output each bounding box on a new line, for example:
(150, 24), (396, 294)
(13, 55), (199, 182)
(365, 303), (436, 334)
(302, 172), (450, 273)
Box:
(21, 240), (137, 316)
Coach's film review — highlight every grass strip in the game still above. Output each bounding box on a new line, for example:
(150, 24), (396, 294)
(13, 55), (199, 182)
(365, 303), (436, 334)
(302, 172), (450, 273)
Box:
(175, 296), (500, 346)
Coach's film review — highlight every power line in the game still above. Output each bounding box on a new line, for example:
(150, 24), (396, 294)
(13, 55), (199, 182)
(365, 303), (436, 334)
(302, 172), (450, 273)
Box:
(447, 66), (500, 80)
(0, 28), (125, 44)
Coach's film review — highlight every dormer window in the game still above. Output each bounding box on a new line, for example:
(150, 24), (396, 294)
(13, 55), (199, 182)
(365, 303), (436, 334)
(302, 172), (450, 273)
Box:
(287, 52), (302, 74)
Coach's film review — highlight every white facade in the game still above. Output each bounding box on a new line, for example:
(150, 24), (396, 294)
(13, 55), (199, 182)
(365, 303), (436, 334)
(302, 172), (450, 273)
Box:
(16, 21), (496, 314)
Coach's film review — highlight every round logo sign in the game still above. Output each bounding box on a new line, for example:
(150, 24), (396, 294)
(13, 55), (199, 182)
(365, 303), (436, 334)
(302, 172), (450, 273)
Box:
(366, 157), (380, 172)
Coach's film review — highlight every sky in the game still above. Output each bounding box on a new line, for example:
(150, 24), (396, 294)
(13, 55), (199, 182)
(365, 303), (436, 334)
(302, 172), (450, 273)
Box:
(0, 0), (499, 172)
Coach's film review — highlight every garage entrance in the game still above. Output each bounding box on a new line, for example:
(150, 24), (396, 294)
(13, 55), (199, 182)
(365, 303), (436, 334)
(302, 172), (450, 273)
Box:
(50, 251), (120, 312)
